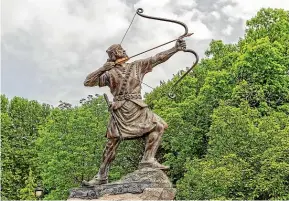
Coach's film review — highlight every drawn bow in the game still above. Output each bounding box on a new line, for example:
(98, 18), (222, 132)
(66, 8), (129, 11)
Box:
(117, 8), (199, 99)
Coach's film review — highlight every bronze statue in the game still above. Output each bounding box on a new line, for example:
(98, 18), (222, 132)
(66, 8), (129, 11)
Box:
(82, 40), (186, 186)
(82, 8), (199, 187)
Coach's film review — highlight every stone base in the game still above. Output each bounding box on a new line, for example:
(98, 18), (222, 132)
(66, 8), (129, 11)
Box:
(68, 168), (176, 200)
(69, 188), (176, 200)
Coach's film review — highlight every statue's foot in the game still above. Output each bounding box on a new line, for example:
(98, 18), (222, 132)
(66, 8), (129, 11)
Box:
(82, 177), (108, 187)
(139, 160), (169, 170)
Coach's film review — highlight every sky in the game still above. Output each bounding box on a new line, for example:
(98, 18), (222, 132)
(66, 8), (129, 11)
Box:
(1, 0), (289, 106)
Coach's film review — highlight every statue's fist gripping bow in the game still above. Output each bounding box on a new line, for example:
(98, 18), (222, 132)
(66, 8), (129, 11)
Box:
(175, 39), (186, 51)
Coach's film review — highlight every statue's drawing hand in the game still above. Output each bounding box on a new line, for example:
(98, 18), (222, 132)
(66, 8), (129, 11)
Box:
(175, 39), (186, 51)
(103, 62), (115, 70)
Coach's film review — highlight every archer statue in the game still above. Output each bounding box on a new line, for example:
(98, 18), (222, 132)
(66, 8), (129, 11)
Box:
(82, 8), (198, 187)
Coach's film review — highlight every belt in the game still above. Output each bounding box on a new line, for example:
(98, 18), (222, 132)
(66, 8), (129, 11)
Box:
(113, 93), (142, 101)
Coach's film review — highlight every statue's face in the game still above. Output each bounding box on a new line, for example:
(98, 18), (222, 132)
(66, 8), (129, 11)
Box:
(114, 46), (128, 59)
(106, 44), (128, 62)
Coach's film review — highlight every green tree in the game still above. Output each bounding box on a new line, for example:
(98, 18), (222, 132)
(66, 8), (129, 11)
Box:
(19, 168), (37, 200)
(1, 96), (51, 200)
(1, 112), (19, 199)
(177, 104), (289, 199)
(145, 8), (289, 200)
(36, 96), (108, 199)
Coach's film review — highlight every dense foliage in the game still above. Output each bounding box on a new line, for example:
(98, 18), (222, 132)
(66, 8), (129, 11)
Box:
(1, 8), (288, 200)
(145, 8), (289, 200)
(1, 95), (51, 200)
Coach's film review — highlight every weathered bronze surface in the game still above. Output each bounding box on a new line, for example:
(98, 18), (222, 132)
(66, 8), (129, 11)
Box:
(80, 7), (200, 188)
(82, 39), (186, 187)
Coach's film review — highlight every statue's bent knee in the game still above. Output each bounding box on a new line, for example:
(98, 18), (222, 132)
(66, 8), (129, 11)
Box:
(155, 122), (167, 133)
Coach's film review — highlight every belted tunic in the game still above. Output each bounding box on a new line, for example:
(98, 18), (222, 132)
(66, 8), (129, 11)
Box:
(97, 58), (166, 139)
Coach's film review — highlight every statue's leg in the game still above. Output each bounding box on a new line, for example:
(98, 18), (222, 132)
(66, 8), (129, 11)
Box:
(139, 122), (169, 170)
(82, 138), (120, 186)
(97, 138), (120, 180)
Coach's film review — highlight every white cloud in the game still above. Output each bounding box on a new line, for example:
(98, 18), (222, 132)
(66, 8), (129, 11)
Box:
(2, 0), (132, 105)
(176, 0), (197, 8)
(2, 0), (131, 77)
(135, 0), (170, 8)
(222, 25), (233, 35)
(211, 11), (221, 20)
(221, 0), (289, 21)
(218, 0), (232, 3)
(189, 21), (213, 40)
(2, 0), (288, 105)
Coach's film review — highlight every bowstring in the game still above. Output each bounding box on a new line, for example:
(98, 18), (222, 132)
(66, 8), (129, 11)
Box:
(125, 72), (168, 98)
(118, 8), (195, 99)
(120, 10), (156, 90)
(120, 67), (155, 90)
(120, 12), (137, 45)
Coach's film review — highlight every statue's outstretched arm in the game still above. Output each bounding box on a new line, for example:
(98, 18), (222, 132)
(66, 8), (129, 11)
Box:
(151, 39), (186, 68)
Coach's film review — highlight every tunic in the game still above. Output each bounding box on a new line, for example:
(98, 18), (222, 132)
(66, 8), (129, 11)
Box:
(98, 58), (166, 139)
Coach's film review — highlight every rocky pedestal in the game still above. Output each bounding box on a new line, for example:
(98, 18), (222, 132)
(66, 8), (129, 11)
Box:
(68, 168), (176, 200)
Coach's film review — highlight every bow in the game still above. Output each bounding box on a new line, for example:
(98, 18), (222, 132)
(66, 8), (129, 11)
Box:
(117, 8), (199, 99)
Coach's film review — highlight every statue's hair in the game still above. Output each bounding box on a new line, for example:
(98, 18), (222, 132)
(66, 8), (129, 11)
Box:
(106, 44), (121, 53)
(106, 44), (122, 62)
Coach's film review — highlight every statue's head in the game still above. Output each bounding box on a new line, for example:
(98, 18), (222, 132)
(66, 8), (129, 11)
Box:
(106, 44), (128, 62)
